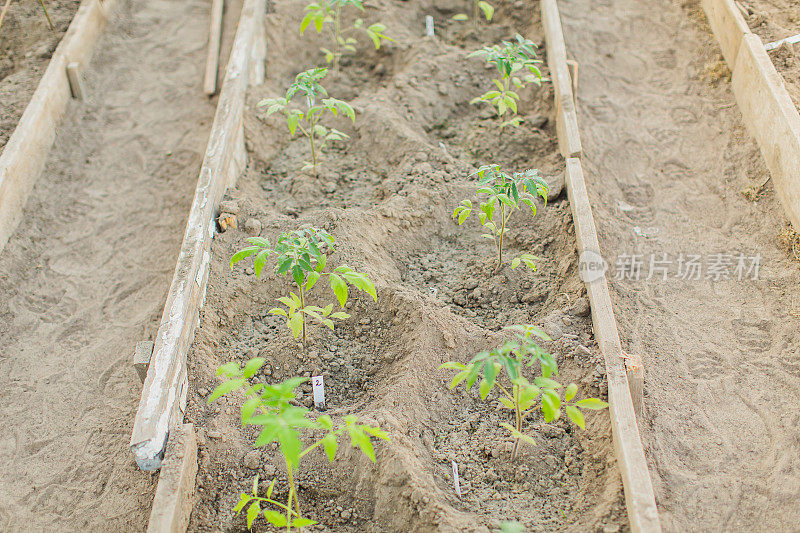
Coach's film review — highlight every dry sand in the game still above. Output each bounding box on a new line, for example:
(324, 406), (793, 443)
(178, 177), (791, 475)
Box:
(0, 0), (240, 529)
(560, 0), (800, 529)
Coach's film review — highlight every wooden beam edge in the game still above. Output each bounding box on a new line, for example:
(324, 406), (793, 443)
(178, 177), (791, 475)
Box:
(146, 423), (198, 533)
(565, 158), (661, 532)
(129, 0), (266, 471)
(0, 0), (116, 254)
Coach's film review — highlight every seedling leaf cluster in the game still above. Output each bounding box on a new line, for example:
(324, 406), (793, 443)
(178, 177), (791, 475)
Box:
(454, 164), (549, 272)
(231, 227), (376, 348)
(440, 325), (608, 460)
(209, 360), (389, 531)
(300, 0), (394, 71)
(469, 34), (543, 130)
(258, 67), (355, 179)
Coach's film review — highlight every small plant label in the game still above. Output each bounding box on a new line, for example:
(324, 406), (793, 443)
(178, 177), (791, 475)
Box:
(312, 375), (326, 409)
(425, 15), (434, 37)
(452, 460), (461, 498)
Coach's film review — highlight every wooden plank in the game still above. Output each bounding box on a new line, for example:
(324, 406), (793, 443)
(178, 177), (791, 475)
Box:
(731, 34), (800, 232)
(146, 423), (198, 533)
(0, 0), (116, 254)
(701, 0), (751, 68)
(565, 158), (661, 532)
(203, 0), (224, 96)
(129, 0), (265, 471)
(541, 0), (582, 158)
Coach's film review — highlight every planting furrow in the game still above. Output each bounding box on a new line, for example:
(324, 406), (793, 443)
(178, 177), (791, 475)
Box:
(177, 0), (637, 531)
(0, 0), (240, 529)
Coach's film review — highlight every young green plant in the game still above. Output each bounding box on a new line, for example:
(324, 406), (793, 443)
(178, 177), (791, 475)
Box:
(300, 0), (393, 72)
(258, 67), (355, 179)
(209, 360), (389, 531)
(469, 34), (543, 132)
(439, 325), (608, 461)
(452, 0), (494, 32)
(453, 164), (548, 273)
(230, 227), (376, 349)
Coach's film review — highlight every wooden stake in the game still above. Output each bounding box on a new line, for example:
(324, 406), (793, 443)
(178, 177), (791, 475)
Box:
(203, 0), (224, 96)
(0, 0), (12, 31)
(566, 59), (579, 106)
(66, 62), (86, 100)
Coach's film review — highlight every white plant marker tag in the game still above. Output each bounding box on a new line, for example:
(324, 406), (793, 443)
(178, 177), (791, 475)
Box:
(312, 375), (325, 409)
(452, 460), (461, 498)
(425, 15), (434, 37)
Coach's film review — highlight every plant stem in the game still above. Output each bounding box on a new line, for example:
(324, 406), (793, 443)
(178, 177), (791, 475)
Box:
(299, 284), (307, 349)
(39, 0), (54, 31)
(473, 0), (478, 32)
(285, 459), (294, 532)
(511, 382), (521, 461)
(309, 115), (318, 180)
(496, 203), (506, 272)
(334, 4), (341, 73)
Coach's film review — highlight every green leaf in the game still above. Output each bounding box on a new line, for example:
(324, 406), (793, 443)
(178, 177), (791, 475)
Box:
(263, 510), (287, 527)
(565, 383), (578, 402)
(478, 0), (494, 20)
(292, 518), (318, 527)
(452, 13), (468, 20)
(329, 273), (348, 307)
(566, 405), (585, 429)
(246, 500), (260, 529)
(243, 358), (265, 378)
(350, 427), (376, 462)
(288, 312), (304, 339)
(576, 398), (609, 410)
(254, 423), (279, 447)
(450, 369), (469, 389)
(511, 257), (521, 269)
(479, 378), (492, 400)
(217, 361), (241, 377)
(278, 426), (302, 467)
(292, 264), (305, 286)
(321, 433), (338, 461)
(233, 493), (251, 514)
(306, 270), (321, 290)
(439, 361), (467, 370)
(533, 376), (562, 389)
(241, 397), (260, 425)
(230, 248), (258, 268)
(499, 396), (515, 410)
(208, 378), (244, 403)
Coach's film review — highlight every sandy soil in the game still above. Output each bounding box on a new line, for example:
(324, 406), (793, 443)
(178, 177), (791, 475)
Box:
(184, 0), (627, 531)
(0, 0), (241, 530)
(0, 0), (81, 150)
(740, 0), (800, 109)
(559, 0), (800, 530)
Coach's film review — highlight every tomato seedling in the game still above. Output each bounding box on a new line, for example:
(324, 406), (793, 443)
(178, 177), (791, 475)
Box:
(231, 227), (377, 349)
(469, 34), (543, 132)
(453, 164), (548, 273)
(258, 67), (355, 179)
(300, 0), (394, 72)
(439, 325), (608, 461)
(209, 360), (389, 531)
(452, 0), (494, 32)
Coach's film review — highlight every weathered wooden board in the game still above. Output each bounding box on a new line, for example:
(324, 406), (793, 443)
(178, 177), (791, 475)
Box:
(129, 0), (265, 471)
(565, 158), (661, 532)
(0, 0), (116, 254)
(541, 0), (582, 158)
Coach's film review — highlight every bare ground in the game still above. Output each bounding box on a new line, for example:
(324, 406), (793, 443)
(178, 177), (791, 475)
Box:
(0, 0), (242, 529)
(559, 0), (800, 530)
(0, 0), (81, 150)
